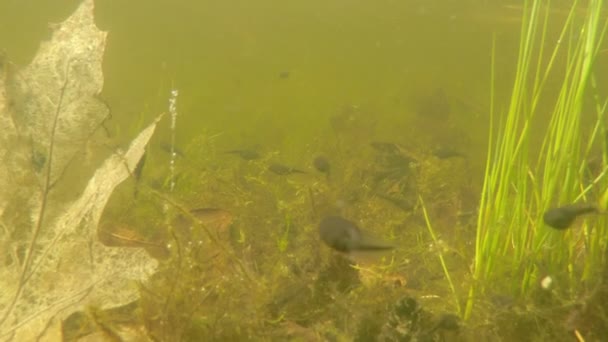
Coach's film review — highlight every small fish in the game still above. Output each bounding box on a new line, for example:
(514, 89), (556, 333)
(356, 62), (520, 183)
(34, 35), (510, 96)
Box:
(374, 193), (414, 211)
(370, 142), (401, 154)
(226, 149), (261, 160)
(433, 147), (465, 159)
(279, 71), (290, 79)
(543, 204), (598, 230)
(190, 208), (233, 232)
(313, 156), (330, 176)
(318, 215), (394, 253)
(98, 222), (169, 259)
(268, 163), (306, 175)
(173, 208), (233, 241)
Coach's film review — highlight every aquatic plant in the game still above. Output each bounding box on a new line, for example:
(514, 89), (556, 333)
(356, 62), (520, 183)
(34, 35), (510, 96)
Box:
(466, 0), (608, 322)
(419, 196), (461, 316)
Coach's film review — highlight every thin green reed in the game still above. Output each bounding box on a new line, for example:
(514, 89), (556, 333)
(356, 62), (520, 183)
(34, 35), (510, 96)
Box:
(534, 0), (607, 291)
(465, 0), (607, 320)
(469, 0), (542, 311)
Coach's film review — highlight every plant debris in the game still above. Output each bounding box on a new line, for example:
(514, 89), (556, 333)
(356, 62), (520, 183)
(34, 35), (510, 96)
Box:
(0, 1), (160, 339)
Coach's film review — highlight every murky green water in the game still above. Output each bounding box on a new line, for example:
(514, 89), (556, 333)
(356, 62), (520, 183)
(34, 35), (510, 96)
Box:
(1, 0), (607, 341)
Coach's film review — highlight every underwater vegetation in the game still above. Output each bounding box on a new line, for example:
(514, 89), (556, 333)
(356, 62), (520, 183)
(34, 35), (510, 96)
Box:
(70, 90), (471, 340)
(464, 1), (608, 341)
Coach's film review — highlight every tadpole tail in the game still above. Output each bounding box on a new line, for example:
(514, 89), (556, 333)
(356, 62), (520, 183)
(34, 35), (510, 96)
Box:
(580, 205), (599, 215)
(355, 244), (395, 251)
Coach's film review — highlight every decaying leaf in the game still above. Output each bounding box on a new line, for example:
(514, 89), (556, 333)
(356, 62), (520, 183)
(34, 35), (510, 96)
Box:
(0, 117), (161, 341)
(6, 0), (109, 184)
(0, 0), (161, 340)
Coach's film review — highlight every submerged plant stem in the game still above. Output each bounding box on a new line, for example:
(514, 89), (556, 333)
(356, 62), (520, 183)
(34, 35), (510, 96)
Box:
(419, 196), (461, 316)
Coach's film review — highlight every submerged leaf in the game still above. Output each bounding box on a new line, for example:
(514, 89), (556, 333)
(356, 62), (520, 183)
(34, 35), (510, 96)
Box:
(0, 0), (162, 339)
(0, 116), (162, 340)
(6, 0), (109, 184)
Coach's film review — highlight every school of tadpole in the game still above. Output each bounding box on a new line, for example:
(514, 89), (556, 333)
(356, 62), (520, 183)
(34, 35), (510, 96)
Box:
(60, 82), (608, 341)
(72, 80), (608, 340)
(70, 88), (482, 341)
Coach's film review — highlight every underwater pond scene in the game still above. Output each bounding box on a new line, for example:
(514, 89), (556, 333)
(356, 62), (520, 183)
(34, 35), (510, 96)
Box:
(1, 0), (608, 341)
